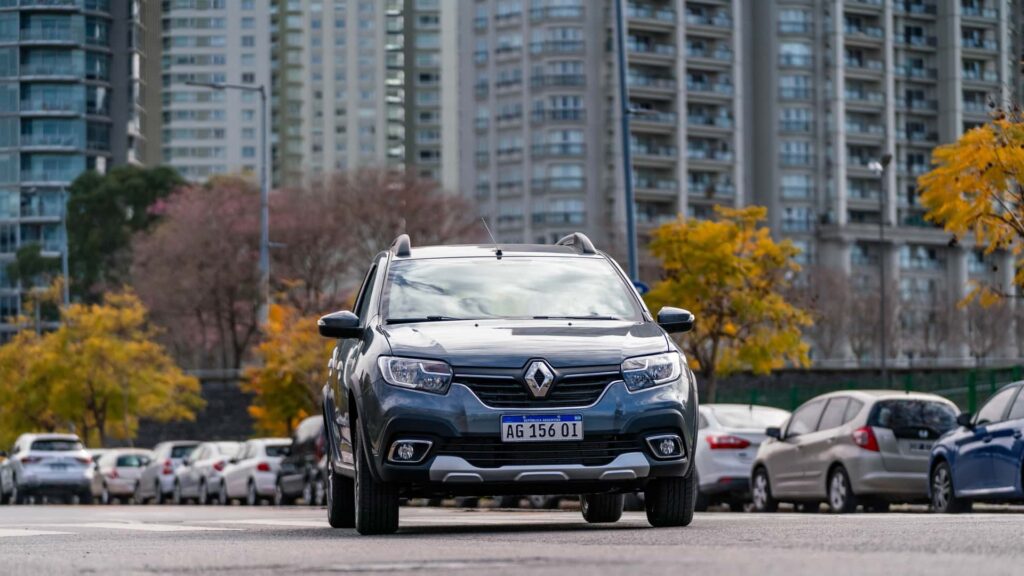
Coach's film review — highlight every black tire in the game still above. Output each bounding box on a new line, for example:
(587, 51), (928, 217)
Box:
(931, 461), (972, 514)
(0, 486), (8, 505)
(274, 479), (295, 506)
(12, 484), (26, 505)
(218, 483), (229, 506)
(495, 495), (520, 508)
(796, 502), (819, 513)
(198, 480), (209, 506)
(302, 474), (316, 506)
(153, 481), (165, 505)
(751, 467), (778, 513)
(172, 482), (184, 505)
(645, 471), (696, 528)
(326, 461), (355, 528)
(133, 482), (145, 505)
(354, 429), (399, 535)
(78, 489), (93, 505)
(245, 480), (259, 506)
(827, 466), (858, 514)
(580, 494), (623, 523)
(100, 484), (111, 505)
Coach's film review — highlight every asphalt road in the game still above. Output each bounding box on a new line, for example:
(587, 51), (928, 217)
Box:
(1, 504), (1023, 576)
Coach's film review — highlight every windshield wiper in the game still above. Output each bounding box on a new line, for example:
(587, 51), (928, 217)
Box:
(531, 315), (622, 321)
(386, 316), (466, 325)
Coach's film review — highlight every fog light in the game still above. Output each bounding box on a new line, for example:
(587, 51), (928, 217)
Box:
(387, 439), (432, 464)
(645, 434), (684, 460)
(658, 438), (677, 457)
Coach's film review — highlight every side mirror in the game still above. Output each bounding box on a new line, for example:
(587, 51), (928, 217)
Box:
(318, 310), (362, 339)
(956, 412), (974, 429)
(181, 458), (190, 467)
(229, 458), (238, 465)
(657, 307), (695, 334)
(765, 427), (782, 440)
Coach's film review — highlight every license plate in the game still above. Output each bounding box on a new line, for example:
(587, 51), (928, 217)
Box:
(908, 442), (932, 452)
(50, 464), (67, 471)
(501, 414), (583, 443)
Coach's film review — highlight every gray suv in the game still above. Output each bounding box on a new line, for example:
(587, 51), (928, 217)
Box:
(317, 234), (699, 534)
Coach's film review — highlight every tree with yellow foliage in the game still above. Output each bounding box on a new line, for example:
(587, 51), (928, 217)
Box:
(244, 304), (333, 436)
(919, 113), (1024, 302)
(0, 291), (203, 447)
(645, 206), (812, 402)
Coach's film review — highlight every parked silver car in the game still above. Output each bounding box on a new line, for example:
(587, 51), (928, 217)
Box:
(220, 438), (291, 506)
(0, 433), (94, 504)
(172, 441), (240, 505)
(695, 404), (790, 510)
(751, 391), (959, 513)
(134, 441), (199, 504)
(91, 449), (153, 505)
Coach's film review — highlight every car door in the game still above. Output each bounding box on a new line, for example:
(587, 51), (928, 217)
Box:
(183, 446), (206, 495)
(987, 386), (1024, 495)
(955, 386), (1016, 494)
(768, 400), (825, 497)
(799, 397), (849, 498)
(225, 443), (250, 497)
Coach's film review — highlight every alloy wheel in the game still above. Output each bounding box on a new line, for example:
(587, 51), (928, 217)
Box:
(247, 482), (258, 506)
(752, 473), (768, 509)
(219, 484), (228, 506)
(302, 477), (313, 505)
(829, 473), (846, 510)
(932, 466), (951, 511)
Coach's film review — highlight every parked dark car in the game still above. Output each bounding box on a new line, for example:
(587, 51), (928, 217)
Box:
(275, 415), (326, 506)
(317, 233), (699, 534)
(930, 381), (1024, 513)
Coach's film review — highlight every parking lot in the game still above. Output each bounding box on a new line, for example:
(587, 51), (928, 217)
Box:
(2, 504), (1024, 576)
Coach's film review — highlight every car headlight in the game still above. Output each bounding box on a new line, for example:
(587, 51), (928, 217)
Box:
(378, 356), (452, 394)
(621, 352), (682, 392)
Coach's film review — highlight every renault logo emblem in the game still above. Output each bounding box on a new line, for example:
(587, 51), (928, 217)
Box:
(523, 360), (555, 399)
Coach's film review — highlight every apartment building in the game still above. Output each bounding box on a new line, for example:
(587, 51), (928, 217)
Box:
(161, 0), (272, 182)
(0, 0), (159, 335)
(271, 0), (459, 190)
(459, 0), (746, 268)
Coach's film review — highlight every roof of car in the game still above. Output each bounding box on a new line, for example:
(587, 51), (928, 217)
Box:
(816, 389), (956, 403)
(392, 244), (605, 260)
(20, 433), (81, 442)
(251, 437), (291, 445)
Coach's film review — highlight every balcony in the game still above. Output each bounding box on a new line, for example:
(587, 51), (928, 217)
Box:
(531, 143), (585, 158)
(896, 35), (937, 48)
(778, 54), (813, 67)
(628, 41), (676, 58)
(529, 40), (584, 55)
(778, 22), (811, 34)
(898, 163), (929, 176)
(961, 6), (998, 19)
(685, 13), (732, 29)
(897, 129), (938, 143)
(845, 57), (883, 72)
(634, 142), (679, 158)
(845, 90), (884, 104)
(961, 38), (998, 51)
(632, 110), (677, 126)
(531, 177), (585, 192)
(781, 153), (812, 166)
(686, 46), (732, 63)
(530, 74), (586, 88)
(686, 80), (732, 96)
(688, 114), (732, 129)
(844, 24), (883, 41)
(529, 6), (584, 21)
(688, 148), (733, 162)
(20, 62), (84, 78)
(688, 181), (735, 197)
(629, 73), (677, 91)
(627, 3), (676, 25)
(846, 122), (884, 136)
(895, 65), (937, 79)
(531, 109), (586, 122)
(635, 177), (678, 193)
(533, 211), (585, 226)
(962, 69), (999, 83)
(893, 2), (937, 16)
(21, 169), (78, 184)
(963, 100), (988, 113)
(19, 98), (84, 115)
(902, 98), (937, 111)
(18, 0), (111, 11)
(20, 132), (82, 149)
(20, 27), (85, 44)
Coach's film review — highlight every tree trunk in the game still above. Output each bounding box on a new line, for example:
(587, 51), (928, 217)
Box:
(704, 371), (719, 404)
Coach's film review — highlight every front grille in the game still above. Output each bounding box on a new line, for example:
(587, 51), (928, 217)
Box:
(436, 435), (640, 468)
(455, 366), (619, 408)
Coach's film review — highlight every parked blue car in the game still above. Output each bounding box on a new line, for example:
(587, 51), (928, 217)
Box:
(929, 382), (1024, 513)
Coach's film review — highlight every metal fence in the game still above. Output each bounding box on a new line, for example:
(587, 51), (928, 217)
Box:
(714, 366), (1024, 414)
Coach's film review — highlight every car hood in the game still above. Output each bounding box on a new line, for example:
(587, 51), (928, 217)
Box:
(380, 319), (670, 368)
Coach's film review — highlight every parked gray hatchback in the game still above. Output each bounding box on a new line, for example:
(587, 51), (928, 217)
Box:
(751, 391), (959, 513)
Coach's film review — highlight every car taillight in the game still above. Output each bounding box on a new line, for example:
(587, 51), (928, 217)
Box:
(706, 435), (751, 450)
(107, 469), (119, 479)
(75, 456), (92, 465)
(19, 456), (42, 465)
(161, 459), (174, 475)
(852, 426), (880, 452)
(256, 462), (271, 472)
(213, 460), (225, 472)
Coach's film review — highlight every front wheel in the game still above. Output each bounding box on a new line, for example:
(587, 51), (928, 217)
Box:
(354, 430), (399, 535)
(245, 481), (259, 506)
(931, 461), (971, 514)
(645, 472), (696, 528)
(751, 467), (778, 513)
(218, 483), (229, 506)
(198, 480), (209, 506)
(100, 484), (111, 505)
(172, 482), (184, 505)
(580, 494), (623, 523)
(827, 466), (857, 514)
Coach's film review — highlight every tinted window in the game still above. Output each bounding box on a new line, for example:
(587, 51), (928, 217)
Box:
(354, 264), (378, 320)
(170, 445), (197, 458)
(382, 257), (643, 321)
(1007, 388), (1024, 421)
(976, 388), (1017, 426)
(869, 399), (959, 439)
(30, 439), (83, 452)
(710, 406), (790, 429)
(843, 399), (864, 423)
(787, 401), (824, 437)
(265, 444), (291, 457)
(817, 398), (849, 431)
(116, 454), (147, 468)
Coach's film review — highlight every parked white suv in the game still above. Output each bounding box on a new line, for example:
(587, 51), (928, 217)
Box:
(0, 433), (94, 504)
(220, 438), (291, 506)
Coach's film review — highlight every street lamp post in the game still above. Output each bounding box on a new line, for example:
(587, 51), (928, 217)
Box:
(185, 81), (270, 326)
(868, 153), (893, 385)
(614, 0), (638, 283)
(60, 187), (70, 307)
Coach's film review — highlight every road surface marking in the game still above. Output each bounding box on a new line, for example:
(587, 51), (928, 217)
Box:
(0, 528), (73, 538)
(208, 519), (330, 528)
(52, 522), (241, 532)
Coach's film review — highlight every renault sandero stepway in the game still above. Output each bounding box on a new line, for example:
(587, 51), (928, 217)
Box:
(317, 233), (699, 535)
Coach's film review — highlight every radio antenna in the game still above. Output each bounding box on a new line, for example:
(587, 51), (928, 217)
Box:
(480, 217), (502, 258)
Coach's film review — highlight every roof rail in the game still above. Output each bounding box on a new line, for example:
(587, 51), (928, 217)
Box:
(555, 232), (596, 255)
(391, 234), (411, 257)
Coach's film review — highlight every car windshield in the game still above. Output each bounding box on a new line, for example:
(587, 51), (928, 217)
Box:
(265, 445), (291, 457)
(116, 454), (148, 467)
(30, 439), (83, 452)
(170, 445), (197, 458)
(382, 257), (642, 322)
(215, 442), (239, 456)
(710, 406), (791, 429)
(868, 400), (958, 439)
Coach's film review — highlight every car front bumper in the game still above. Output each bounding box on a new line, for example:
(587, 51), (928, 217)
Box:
(354, 375), (697, 494)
